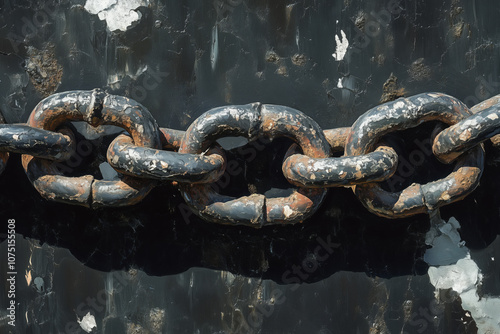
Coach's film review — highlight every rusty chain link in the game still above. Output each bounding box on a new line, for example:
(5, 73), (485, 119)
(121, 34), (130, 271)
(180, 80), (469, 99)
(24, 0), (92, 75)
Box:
(1, 90), (499, 226)
(178, 103), (330, 226)
(20, 89), (161, 208)
(344, 93), (484, 218)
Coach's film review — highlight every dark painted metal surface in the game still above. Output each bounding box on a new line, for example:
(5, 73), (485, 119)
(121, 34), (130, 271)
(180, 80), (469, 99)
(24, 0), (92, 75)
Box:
(0, 123), (73, 160)
(1, 0), (500, 333)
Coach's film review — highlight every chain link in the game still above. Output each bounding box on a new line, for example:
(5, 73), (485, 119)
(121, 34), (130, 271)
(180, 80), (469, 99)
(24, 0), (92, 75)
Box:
(345, 93), (484, 218)
(178, 103), (330, 226)
(20, 89), (161, 208)
(107, 130), (226, 183)
(1, 89), (498, 226)
(433, 94), (500, 163)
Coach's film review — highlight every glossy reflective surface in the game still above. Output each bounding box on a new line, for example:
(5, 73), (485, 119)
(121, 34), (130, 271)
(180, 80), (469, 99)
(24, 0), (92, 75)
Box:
(1, 0), (500, 333)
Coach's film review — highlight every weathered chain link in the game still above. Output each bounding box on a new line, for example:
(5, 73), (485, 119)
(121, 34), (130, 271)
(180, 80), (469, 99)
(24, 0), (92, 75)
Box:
(344, 93), (484, 218)
(20, 89), (161, 208)
(1, 90), (498, 226)
(433, 94), (500, 163)
(107, 130), (226, 183)
(178, 103), (330, 226)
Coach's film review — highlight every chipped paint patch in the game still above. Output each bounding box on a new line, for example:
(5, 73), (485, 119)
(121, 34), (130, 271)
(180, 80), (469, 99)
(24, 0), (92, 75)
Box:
(84, 0), (149, 32)
(487, 113), (499, 120)
(337, 78), (343, 88)
(425, 217), (500, 333)
(77, 312), (97, 333)
(283, 205), (294, 218)
(332, 30), (349, 61)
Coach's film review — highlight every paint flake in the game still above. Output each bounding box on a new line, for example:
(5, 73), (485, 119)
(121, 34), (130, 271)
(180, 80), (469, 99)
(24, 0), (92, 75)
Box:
(84, 0), (149, 32)
(332, 30), (349, 61)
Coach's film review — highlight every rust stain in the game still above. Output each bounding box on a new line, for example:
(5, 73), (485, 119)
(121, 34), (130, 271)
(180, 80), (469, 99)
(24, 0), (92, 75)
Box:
(26, 43), (63, 98)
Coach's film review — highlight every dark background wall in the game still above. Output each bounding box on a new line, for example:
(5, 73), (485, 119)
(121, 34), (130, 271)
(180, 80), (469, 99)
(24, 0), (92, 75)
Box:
(0, 0), (499, 333)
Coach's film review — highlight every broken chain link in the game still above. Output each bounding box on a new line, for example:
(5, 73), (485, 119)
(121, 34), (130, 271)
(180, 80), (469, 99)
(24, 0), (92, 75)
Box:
(1, 90), (498, 226)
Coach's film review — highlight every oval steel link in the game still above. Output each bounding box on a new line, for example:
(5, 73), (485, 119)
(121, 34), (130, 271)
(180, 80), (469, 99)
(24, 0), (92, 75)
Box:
(282, 144), (398, 187)
(21, 89), (161, 208)
(107, 128), (226, 183)
(433, 94), (500, 163)
(178, 103), (330, 227)
(0, 124), (74, 160)
(345, 92), (484, 218)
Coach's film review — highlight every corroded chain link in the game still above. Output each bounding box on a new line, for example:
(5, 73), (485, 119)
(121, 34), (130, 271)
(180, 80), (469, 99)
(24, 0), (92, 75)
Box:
(0, 89), (498, 226)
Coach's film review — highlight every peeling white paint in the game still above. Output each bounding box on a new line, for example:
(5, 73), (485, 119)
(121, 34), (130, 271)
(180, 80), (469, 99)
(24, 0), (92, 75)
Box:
(77, 312), (97, 333)
(393, 100), (405, 110)
(126, 149), (142, 161)
(425, 216), (500, 333)
(84, 0), (149, 32)
(428, 256), (480, 293)
(487, 113), (499, 120)
(283, 205), (294, 218)
(424, 217), (467, 265)
(337, 78), (343, 88)
(332, 30), (349, 61)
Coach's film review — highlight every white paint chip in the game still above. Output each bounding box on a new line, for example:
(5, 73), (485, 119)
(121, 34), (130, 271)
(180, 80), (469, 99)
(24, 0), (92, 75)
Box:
(332, 30), (349, 61)
(424, 216), (467, 265)
(428, 257), (479, 294)
(283, 205), (294, 218)
(337, 78), (343, 88)
(84, 0), (149, 32)
(77, 312), (97, 333)
(425, 216), (500, 333)
(487, 113), (499, 120)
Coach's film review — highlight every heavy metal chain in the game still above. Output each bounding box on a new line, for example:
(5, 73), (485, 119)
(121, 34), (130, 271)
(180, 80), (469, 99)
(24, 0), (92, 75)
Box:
(1, 89), (499, 227)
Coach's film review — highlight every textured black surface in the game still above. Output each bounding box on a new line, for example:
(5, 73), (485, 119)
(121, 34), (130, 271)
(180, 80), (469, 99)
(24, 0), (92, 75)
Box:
(1, 0), (500, 333)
